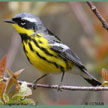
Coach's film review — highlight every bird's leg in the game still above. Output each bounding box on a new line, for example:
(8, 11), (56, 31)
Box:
(32, 74), (48, 89)
(57, 71), (65, 92)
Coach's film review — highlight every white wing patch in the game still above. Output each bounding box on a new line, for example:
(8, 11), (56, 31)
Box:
(51, 43), (69, 52)
(22, 17), (37, 23)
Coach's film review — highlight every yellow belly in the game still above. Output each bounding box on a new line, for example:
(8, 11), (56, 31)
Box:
(22, 36), (72, 73)
(27, 50), (66, 73)
(13, 24), (73, 73)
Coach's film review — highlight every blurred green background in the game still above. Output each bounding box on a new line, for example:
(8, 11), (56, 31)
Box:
(0, 1), (108, 105)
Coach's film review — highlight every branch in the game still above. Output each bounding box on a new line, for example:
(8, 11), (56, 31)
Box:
(87, 1), (108, 31)
(3, 77), (108, 91)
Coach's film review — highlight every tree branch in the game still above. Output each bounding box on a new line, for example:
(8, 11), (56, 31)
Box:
(3, 77), (108, 91)
(87, 1), (108, 31)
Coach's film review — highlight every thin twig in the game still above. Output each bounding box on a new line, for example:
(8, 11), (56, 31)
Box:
(87, 1), (108, 31)
(3, 77), (108, 91)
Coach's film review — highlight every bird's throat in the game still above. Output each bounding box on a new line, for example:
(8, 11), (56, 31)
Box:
(12, 24), (35, 36)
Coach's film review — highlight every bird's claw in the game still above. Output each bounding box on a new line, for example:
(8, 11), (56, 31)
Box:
(57, 83), (62, 92)
(32, 83), (37, 90)
(32, 80), (38, 90)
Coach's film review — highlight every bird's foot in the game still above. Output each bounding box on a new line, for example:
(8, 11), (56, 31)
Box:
(32, 80), (38, 90)
(57, 82), (63, 92)
(32, 74), (48, 90)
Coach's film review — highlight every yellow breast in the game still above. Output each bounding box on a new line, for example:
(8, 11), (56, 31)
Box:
(22, 33), (72, 73)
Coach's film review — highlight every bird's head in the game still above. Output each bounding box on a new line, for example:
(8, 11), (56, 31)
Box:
(5, 13), (46, 36)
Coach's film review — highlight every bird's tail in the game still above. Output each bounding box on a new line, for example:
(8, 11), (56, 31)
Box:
(79, 66), (101, 86)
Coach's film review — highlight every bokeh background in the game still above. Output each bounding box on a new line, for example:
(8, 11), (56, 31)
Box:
(0, 1), (108, 105)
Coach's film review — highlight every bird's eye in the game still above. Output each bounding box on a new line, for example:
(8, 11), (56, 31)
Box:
(21, 19), (26, 25)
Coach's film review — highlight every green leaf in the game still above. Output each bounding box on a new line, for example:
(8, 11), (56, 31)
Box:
(19, 81), (32, 97)
(0, 99), (4, 105)
(17, 98), (35, 105)
(7, 94), (35, 105)
(6, 94), (23, 105)
(3, 93), (9, 103)
(102, 81), (108, 86)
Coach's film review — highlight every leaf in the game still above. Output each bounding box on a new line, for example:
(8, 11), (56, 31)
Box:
(7, 68), (24, 79)
(0, 99), (4, 105)
(19, 98), (35, 105)
(7, 94), (23, 105)
(6, 82), (33, 105)
(19, 82), (27, 95)
(0, 56), (6, 79)
(7, 94), (35, 105)
(6, 68), (15, 77)
(0, 82), (5, 98)
(101, 68), (108, 81)
(5, 77), (19, 95)
(5, 68), (24, 95)
(102, 81), (108, 86)
(14, 69), (24, 78)
(19, 82), (32, 97)
(25, 87), (32, 97)
(2, 93), (9, 103)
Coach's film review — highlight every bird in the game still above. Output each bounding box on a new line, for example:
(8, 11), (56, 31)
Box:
(5, 13), (101, 88)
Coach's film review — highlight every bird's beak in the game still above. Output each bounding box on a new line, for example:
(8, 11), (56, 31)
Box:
(4, 19), (15, 24)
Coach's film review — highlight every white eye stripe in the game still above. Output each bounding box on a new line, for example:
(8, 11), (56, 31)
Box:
(22, 17), (37, 23)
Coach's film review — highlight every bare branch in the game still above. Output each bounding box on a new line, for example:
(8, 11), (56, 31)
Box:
(87, 1), (108, 31)
(3, 77), (108, 91)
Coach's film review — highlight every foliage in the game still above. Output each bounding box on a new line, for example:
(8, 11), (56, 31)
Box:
(0, 56), (35, 105)
(101, 68), (108, 86)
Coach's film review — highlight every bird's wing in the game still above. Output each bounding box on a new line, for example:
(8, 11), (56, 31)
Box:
(47, 29), (61, 41)
(50, 42), (86, 70)
(50, 42), (102, 86)
(45, 29), (86, 70)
